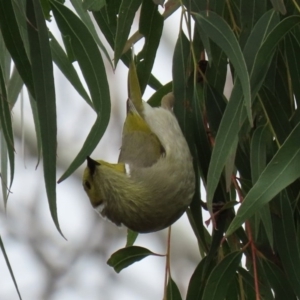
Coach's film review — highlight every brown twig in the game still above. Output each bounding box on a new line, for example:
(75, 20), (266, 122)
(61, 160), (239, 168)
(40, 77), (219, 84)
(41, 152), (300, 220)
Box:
(232, 175), (260, 299)
(163, 226), (172, 300)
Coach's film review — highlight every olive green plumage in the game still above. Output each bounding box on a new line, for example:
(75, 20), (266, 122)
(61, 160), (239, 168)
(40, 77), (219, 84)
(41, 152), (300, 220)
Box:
(82, 93), (195, 233)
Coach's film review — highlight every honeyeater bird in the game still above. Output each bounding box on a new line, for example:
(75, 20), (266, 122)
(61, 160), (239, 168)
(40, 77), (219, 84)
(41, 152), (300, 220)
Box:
(82, 92), (195, 233)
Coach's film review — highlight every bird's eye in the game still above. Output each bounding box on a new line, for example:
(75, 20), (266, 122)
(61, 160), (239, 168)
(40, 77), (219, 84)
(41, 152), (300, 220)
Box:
(84, 181), (91, 190)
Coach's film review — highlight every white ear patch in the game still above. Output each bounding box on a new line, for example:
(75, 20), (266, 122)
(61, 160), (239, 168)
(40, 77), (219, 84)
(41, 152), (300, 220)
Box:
(125, 163), (131, 176)
(94, 203), (105, 214)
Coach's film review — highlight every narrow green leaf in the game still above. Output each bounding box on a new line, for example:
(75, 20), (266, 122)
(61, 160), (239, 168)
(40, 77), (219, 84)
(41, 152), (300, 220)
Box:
(11, 0), (30, 58)
(250, 124), (270, 184)
(126, 230), (138, 247)
(114, 0), (142, 67)
(137, 0), (163, 93)
(259, 87), (292, 145)
(172, 31), (190, 134)
(26, 0), (62, 235)
(0, 134), (9, 207)
(0, 64), (14, 192)
(202, 251), (242, 300)
(49, 32), (92, 107)
(237, 267), (256, 298)
(239, 0), (267, 48)
(7, 66), (23, 108)
(225, 137), (238, 191)
(238, 266), (274, 299)
(58, 114), (109, 183)
(285, 32), (300, 107)
(92, 0), (120, 50)
(194, 11), (252, 125)
(206, 12), (299, 210)
(243, 10), (278, 73)
(0, 236), (22, 300)
(0, 0), (35, 97)
(206, 81), (244, 211)
(70, 0), (112, 67)
(250, 15), (300, 96)
(51, 0), (111, 182)
(0, 32), (11, 81)
(167, 277), (182, 300)
(186, 257), (208, 300)
(107, 246), (164, 273)
(206, 11), (279, 207)
(205, 42), (227, 93)
(273, 192), (300, 297)
(193, 85), (213, 182)
(270, 0), (287, 14)
(147, 81), (172, 107)
(82, 0), (106, 11)
(226, 121), (300, 236)
(51, 0), (110, 114)
(28, 92), (42, 167)
(260, 258), (295, 299)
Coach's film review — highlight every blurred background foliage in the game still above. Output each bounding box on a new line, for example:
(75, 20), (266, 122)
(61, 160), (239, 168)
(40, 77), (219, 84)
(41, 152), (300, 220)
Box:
(1, 0), (300, 299)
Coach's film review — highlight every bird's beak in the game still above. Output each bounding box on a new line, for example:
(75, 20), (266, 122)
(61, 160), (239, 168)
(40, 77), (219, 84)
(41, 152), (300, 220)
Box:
(86, 156), (100, 175)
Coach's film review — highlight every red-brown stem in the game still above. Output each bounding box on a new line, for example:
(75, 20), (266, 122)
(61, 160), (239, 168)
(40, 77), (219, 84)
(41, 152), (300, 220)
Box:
(232, 175), (244, 202)
(163, 226), (172, 300)
(246, 222), (260, 300)
(232, 176), (260, 299)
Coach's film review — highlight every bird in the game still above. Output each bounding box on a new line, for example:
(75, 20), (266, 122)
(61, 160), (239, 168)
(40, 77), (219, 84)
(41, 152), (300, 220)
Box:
(82, 91), (195, 233)
(82, 58), (195, 233)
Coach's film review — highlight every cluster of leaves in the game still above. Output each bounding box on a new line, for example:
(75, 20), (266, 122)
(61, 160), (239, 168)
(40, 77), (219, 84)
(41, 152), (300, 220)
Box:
(1, 0), (300, 299)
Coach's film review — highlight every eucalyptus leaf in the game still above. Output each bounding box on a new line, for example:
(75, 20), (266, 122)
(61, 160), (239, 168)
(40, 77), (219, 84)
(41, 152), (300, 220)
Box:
(226, 121), (300, 236)
(167, 277), (182, 300)
(107, 246), (164, 273)
(27, 0), (62, 235)
(0, 236), (22, 300)
(202, 251), (242, 300)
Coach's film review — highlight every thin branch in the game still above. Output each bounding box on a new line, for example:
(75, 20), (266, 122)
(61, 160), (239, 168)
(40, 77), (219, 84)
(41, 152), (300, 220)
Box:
(163, 226), (172, 300)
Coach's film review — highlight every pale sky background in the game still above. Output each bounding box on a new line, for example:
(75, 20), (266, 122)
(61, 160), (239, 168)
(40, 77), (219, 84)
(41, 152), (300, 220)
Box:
(0, 3), (232, 300)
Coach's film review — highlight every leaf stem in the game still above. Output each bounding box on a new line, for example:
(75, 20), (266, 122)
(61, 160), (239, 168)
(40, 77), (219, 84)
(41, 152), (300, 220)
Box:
(163, 226), (172, 300)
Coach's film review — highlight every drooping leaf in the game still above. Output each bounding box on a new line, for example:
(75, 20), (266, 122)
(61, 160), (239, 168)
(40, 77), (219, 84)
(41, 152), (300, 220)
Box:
(82, 0), (106, 11)
(0, 236), (22, 300)
(58, 114), (109, 183)
(0, 134), (9, 207)
(260, 258), (295, 299)
(51, 0), (110, 114)
(49, 32), (92, 107)
(51, 0), (111, 182)
(226, 121), (300, 236)
(167, 276), (182, 300)
(269, 0), (286, 14)
(206, 12), (300, 211)
(28, 92), (42, 167)
(186, 257), (208, 300)
(114, 0), (142, 67)
(259, 87), (292, 145)
(239, 0), (267, 48)
(147, 81), (172, 107)
(194, 11), (252, 125)
(202, 251), (242, 300)
(172, 30), (190, 134)
(285, 32), (300, 107)
(0, 0), (35, 97)
(69, 0), (112, 66)
(7, 66), (23, 107)
(273, 192), (300, 297)
(137, 0), (163, 93)
(107, 246), (164, 273)
(0, 64), (14, 193)
(27, 0), (62, 234)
